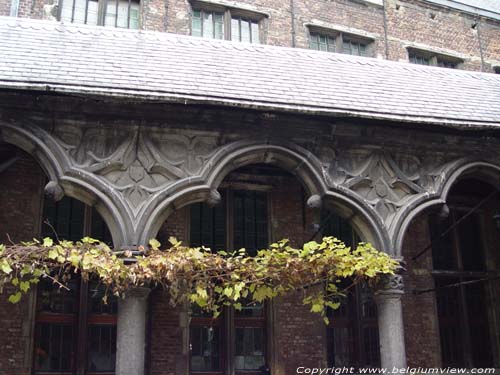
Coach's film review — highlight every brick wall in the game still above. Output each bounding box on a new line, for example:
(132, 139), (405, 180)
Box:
(401, 212), (442, 368)
(0, 145), (44, 375)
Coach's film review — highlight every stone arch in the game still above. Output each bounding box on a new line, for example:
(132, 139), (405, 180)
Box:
(0, 121), (129, 247)
(393, 159), (500, 256)
(139, 140), (389, 251)
(322, 191), (391, 253)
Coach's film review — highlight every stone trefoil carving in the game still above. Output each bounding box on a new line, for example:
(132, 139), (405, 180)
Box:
(321, 149), (451, 229)
(52, 125), (220, 211)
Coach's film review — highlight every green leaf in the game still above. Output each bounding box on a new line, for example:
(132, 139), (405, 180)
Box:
(149, 239), (161, 250)
(20, 281), (30, 293)
(48, 249), (58, 260)
(8, 292), (22, 304)
(42, 237), (53, 247)
(1, 260), (12, 274)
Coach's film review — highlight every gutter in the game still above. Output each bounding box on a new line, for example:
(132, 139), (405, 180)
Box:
(0, 81), (498, 130)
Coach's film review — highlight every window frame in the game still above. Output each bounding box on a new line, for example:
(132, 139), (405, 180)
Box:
(320, 210), (380, 368)
(430, 198), (496, 368)
(307, 26), (374, 57)
(34, 197), (116, 375)
(407, 47), (463, 69)
(188, 188), (271, 375)
(57, 0), (141, 29)
(189, 0), (267, 43)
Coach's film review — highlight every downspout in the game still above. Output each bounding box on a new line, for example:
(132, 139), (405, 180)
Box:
(475, 16), (486, 72)
(382, 0), (390, 59)
(290, 0), (296, 47)
(163, 0), (169, 32)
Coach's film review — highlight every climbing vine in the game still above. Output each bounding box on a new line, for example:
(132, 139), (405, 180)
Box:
(0, 236), (398, 323)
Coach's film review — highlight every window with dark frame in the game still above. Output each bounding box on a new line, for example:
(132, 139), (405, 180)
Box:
(59, 0), (140, 29)
(321, 210), (380, 368)
(189, 189), (268, 375)
(430, 207), (494, 368)
(35, 196), (116, 375)
(408, 49), (462, 69)
(191, 4), (264, 43)
(308, 28), (373, 58)
(309, 32), (336, 52)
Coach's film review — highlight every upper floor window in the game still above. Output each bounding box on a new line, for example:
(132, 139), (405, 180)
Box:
(59, 0), (140, 29)
(308, 27), (373, 57)
(408, 48), (462, 69)
(190, 1), (265, 43)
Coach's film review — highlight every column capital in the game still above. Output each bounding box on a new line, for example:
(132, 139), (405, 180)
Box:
(124, 286), (151, 300)
(374, 258), (406, 297)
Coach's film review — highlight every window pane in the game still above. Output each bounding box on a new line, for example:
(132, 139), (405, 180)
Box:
(409, 53), (430, 65)
(435, 277), (465, 367)
(86, 0), (99, 25)
(214, 12), (224, 39)
(327, 326), (355, 367)
(310, 34), (319, 50)
(71, 0), (87, 23)
(251, 22), (260, 43)
(190, 199), (226, 251)
(429, 214), (457, 270)
(60, 0), (75, 22)
(87, 325), (117, 372)
(105, 0), (118, 27)
(203, 12), (213, 38)
(42, 196), (85, 242)
(231, 18), (240, 41)
(233, 191), (268, 256)
(234, 327), (265, 370)
(129, 1), (140, 29)
(192, 10), (202, 37)
(35, 324), (74, 372)
(234, 302), (264, 318)
(465, 281), (493, 366)
(456, 211), (486, 271)
(90, 208), (113, 245)
(190, 326), (221, 371)
(116, 0), (131, 28)
(240, 20), (250, 43)
(88, 282), (118, 314)
(38, 278), (79, 314)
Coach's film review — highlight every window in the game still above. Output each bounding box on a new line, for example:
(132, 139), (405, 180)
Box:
(34, 196), (116, 374)
(408, 48), (462, 69)
(429, 180), (496, 367)
(342, 38), (368, 57)
(494, 66), (500, 74)
(309, 33), (336, 53)
(189, 190), (268, 374)
(59, 0), (140, 29)
(308, 28), (373, 57)
(190, 2), (264, 43)
(321, 211), (380, 368)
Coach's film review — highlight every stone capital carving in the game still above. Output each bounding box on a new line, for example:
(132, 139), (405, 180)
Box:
(123, 286), (151, 300)
(306, 194), (322, 209)
(44, 181), (64, 202)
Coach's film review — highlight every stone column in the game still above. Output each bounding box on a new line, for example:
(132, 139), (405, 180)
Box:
(374, 274), (407, 370)
(116, 287), (151, 375)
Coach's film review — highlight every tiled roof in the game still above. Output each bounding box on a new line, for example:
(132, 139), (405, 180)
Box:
(0, 16), (499, 128)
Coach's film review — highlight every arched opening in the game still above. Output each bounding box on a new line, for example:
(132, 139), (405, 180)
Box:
(402, 176), (500, 368)
(0, 142), (117, 375)
(151, 163), (383, 375)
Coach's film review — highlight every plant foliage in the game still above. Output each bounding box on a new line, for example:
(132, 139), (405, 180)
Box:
(0, 236), (398, 323)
